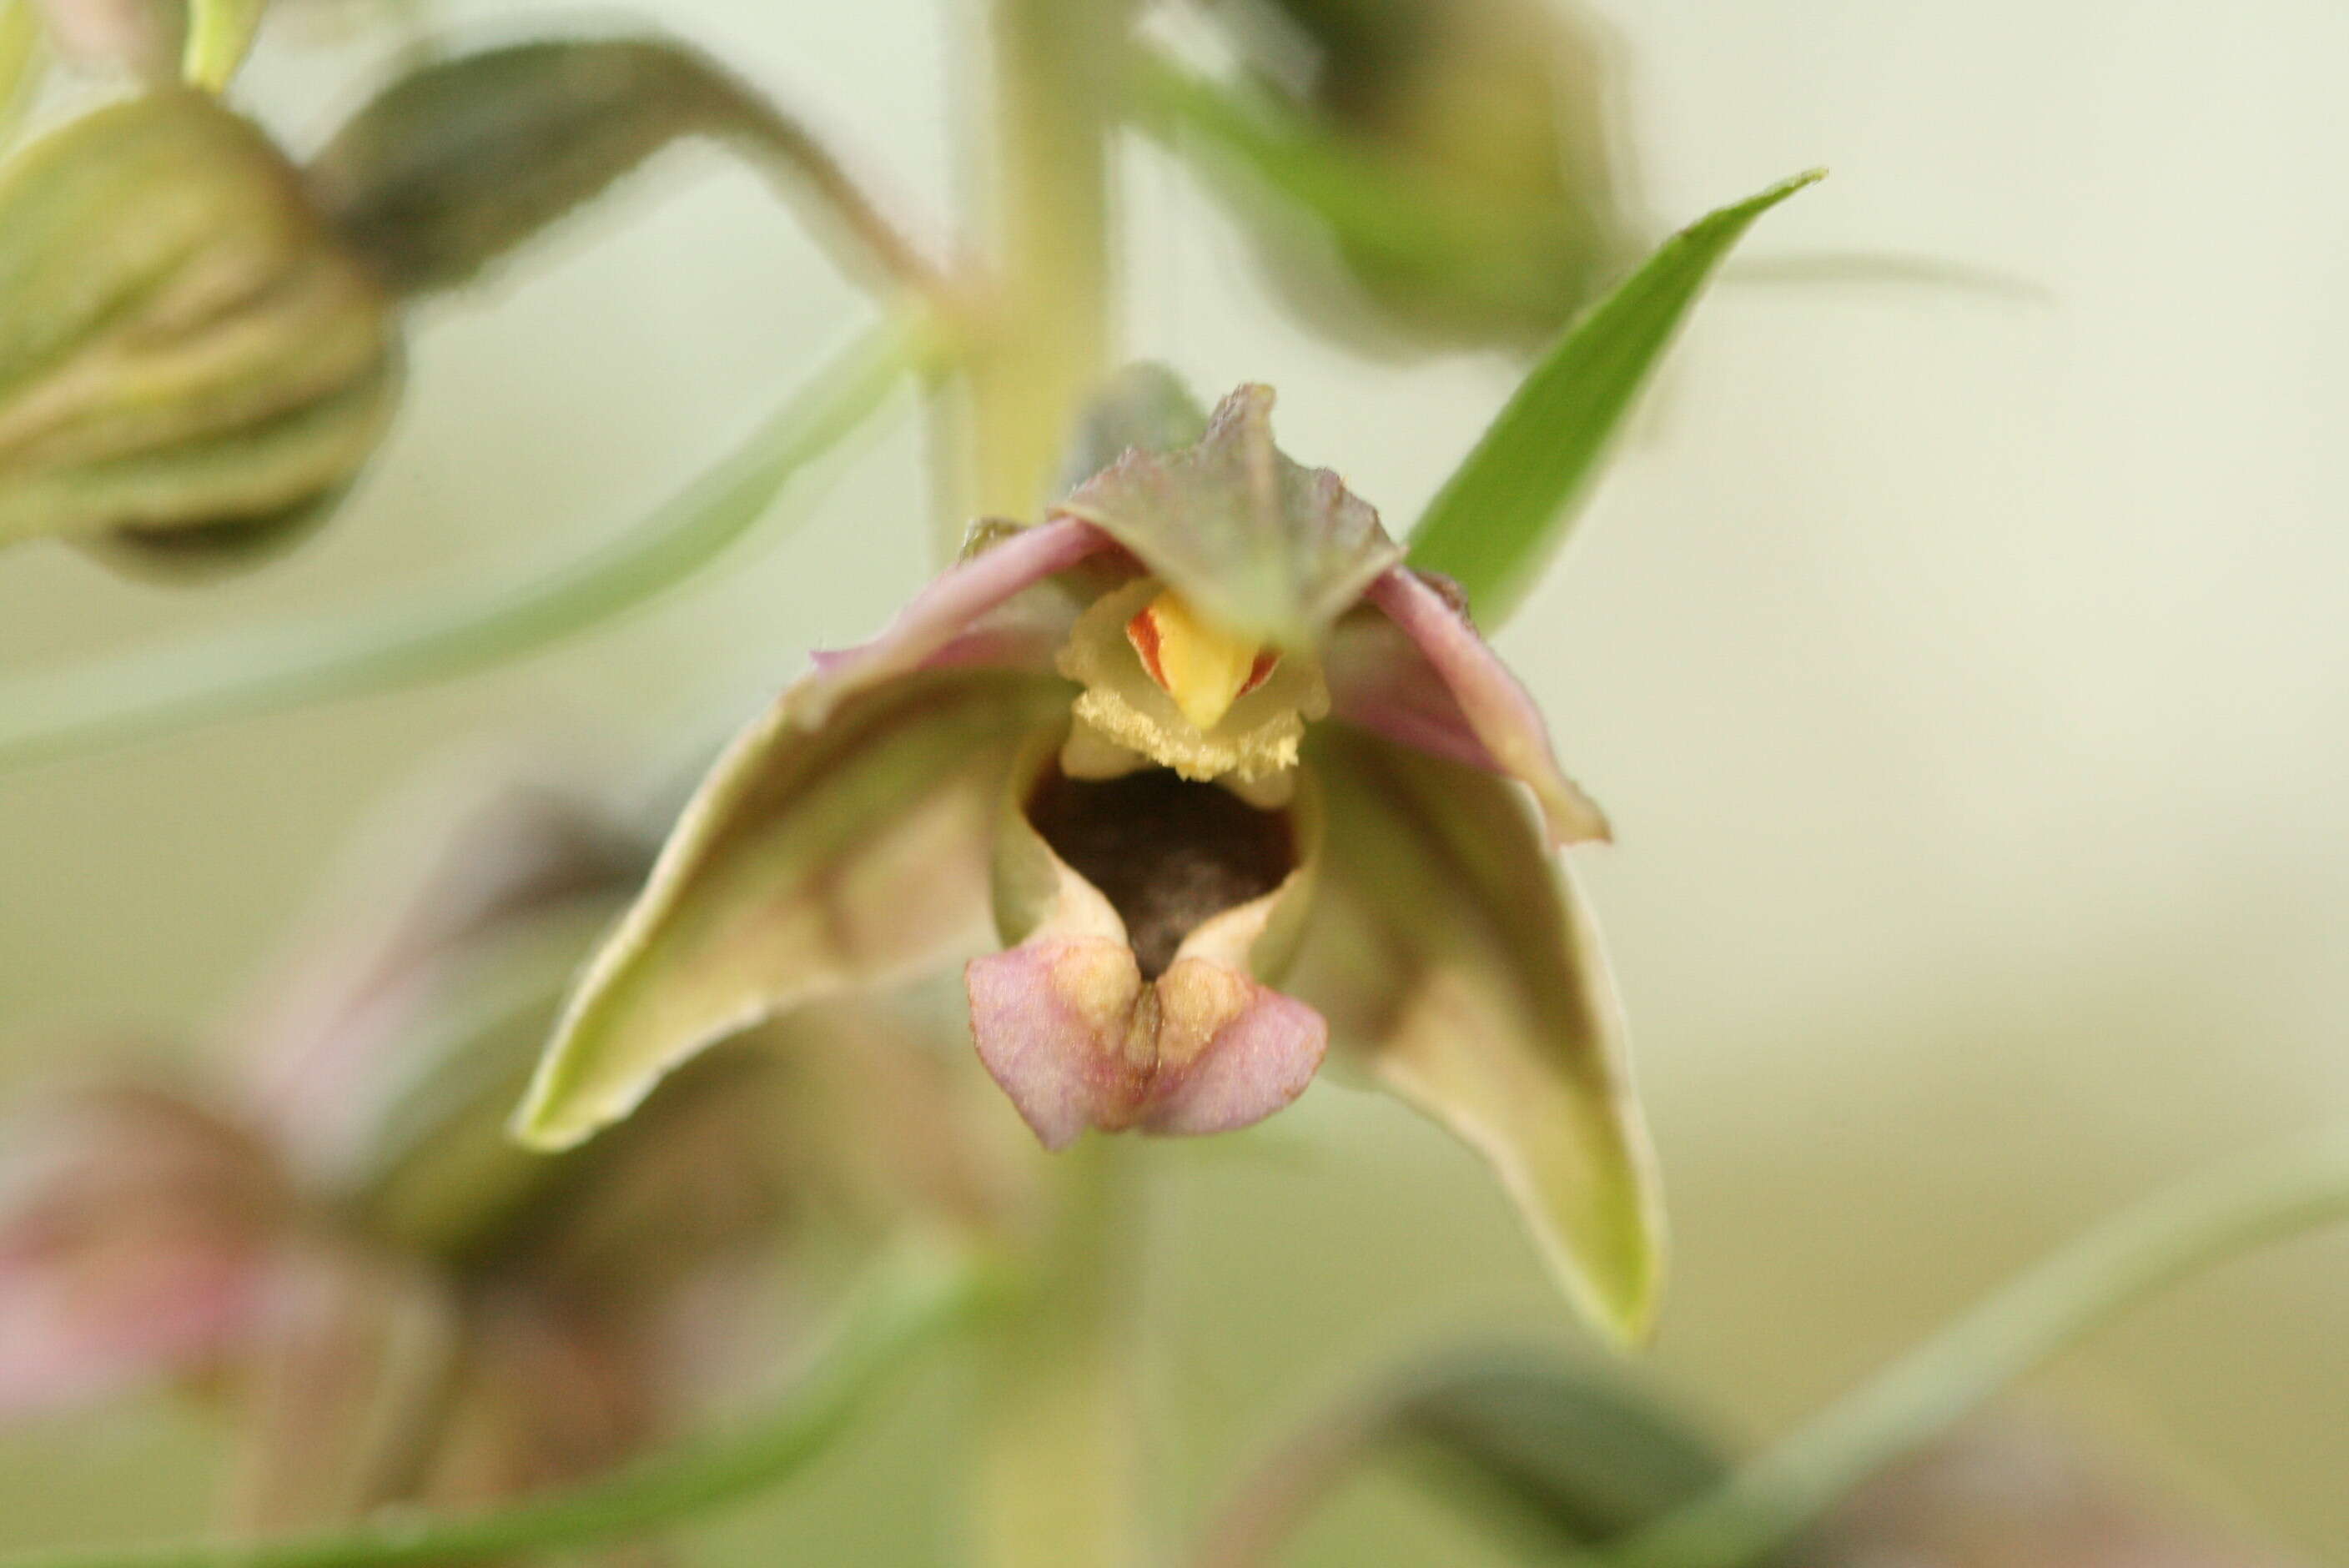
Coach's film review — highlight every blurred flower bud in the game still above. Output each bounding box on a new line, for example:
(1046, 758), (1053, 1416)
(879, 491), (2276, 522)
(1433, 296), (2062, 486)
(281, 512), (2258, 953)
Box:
(1792, 1422), (2309, 1568)
(1180, 0), (1640, 353)
(0, 1084), (288, 1415)
(29, 0), (180, 80)
(0, 89), (400, 575)
(0, 754), (1022, 1540)
(306, 36), (926, 299)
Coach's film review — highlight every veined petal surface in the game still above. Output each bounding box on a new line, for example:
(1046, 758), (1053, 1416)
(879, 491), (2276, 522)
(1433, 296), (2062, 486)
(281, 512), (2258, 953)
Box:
(514, 670), (1069, 1151)
(1294, 728), (1661, 1343)
(1057, 384), (1401, 646)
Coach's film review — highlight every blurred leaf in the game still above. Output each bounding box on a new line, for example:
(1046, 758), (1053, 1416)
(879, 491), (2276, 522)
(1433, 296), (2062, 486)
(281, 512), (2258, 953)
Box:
(308, 35), (938, 299)
(1198, 1348), (1725, 1568)
(1134, 51), (1482, 284)
(0, 310), (923, 773)
(180, 0), (263, 90)
(1406, 171), (1823, 625)
(1389, 1352), (1728, 1550)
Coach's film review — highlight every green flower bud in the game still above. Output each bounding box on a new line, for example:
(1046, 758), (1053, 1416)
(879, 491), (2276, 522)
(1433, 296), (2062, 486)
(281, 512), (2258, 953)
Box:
(1192, 0), (1640, 353)
(0, 88), (400, 575)
(306, 36), (876, 299)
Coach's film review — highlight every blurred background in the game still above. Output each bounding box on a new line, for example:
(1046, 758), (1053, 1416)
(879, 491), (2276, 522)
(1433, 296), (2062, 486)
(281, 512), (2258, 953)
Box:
(2, 0), (2346, 1562)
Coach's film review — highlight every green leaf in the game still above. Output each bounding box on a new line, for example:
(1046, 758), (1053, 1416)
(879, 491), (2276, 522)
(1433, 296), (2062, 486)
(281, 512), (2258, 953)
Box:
(0, 311), (924, 775)
(1387, 1352), (1728, 1551)
(181, 0), (266, 92)
(1406, 170), (1823, 624)
(1197, 1348), (1725, 1568)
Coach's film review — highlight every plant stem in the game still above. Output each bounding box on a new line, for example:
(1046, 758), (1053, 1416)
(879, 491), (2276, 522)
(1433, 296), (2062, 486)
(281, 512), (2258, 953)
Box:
(0, 1), (39, 136)
(971, 1138), (1147, 1568)
(0, 1239), (984, 1568)
(948, 6), (1149, 1559)
(946, 0), (1130, 532)
(1602, 1123), (2349, 1568)
(0, 309), (929, 777)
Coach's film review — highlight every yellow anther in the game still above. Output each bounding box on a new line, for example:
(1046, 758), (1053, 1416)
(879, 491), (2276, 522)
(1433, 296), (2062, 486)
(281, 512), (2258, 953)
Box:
(1126, 591), (1276, 732)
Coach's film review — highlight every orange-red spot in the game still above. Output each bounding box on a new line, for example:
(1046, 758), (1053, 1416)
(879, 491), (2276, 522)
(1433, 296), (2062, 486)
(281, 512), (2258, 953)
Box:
(1240, 650), (1279, 698)
(1126, 604), (1167, 688)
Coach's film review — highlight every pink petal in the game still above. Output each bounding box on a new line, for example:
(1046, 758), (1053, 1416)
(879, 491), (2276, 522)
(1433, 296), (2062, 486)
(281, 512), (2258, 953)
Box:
(964, 942), (1326, 1151)
(794, 517), (1119, 726)
(0, 1248), (264, 1417)
(965, 940), (1144, 1151)
(1136, 965), (1325, 1138)
(1329, 568), (1611, 844)
(0, 1088), (282, 1418)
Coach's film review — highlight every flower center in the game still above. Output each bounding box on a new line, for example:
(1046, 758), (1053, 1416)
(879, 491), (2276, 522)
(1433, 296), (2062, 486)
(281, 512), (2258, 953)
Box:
(1125, 591), (1279, 732)
(1026, 764), (1294, 979)
(1055, 580), (1330, 787)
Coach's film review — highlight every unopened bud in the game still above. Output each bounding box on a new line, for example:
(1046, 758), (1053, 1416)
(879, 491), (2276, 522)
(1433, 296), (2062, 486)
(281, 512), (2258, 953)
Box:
(308, 37), (796, 298)
(1204, 0), (1638, 351)
(0, 90), (400, 575)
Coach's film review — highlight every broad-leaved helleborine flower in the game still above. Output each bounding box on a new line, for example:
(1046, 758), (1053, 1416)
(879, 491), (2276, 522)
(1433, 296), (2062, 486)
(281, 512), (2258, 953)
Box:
(516, 370), (1662, 1338)
(0, 773), (1003, 1533)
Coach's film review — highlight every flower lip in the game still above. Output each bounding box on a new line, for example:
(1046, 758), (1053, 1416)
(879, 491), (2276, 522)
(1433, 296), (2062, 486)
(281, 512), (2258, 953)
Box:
(1024, 764), (1295, 980)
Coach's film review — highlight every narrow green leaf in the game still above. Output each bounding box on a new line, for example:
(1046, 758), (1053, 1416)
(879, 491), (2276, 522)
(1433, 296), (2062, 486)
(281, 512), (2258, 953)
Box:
(182, 0), (266, 91)
(1195, 1348), (1724, 1568)
(1389, 1353), (1728, 1550)
(0, 311), (926, 776)
(1407, 170), (1823, 624)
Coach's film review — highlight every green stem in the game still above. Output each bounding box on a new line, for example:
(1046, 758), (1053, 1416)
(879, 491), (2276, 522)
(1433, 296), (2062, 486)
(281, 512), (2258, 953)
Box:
(972, 1138), (1146, 1568)
(945, 0), (1130, 531)
(0, 1240), (985, 1568)
(0, 309), (929, 777)
(0, 1), (39, 138)
(1604, 1123), (2349, 1568)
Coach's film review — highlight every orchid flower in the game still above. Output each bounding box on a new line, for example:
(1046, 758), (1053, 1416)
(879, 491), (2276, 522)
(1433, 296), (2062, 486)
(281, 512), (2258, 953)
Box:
(0, 778), (1001, 1533)
(516, 370), (1662, 1338)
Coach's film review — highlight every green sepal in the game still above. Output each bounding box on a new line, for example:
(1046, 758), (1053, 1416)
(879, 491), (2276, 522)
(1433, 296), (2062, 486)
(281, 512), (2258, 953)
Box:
(1056, 383), (1401, 646)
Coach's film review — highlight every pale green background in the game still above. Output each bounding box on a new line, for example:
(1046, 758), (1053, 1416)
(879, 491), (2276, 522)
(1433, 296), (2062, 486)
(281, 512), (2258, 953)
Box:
(3, 0), (2346, 1561)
